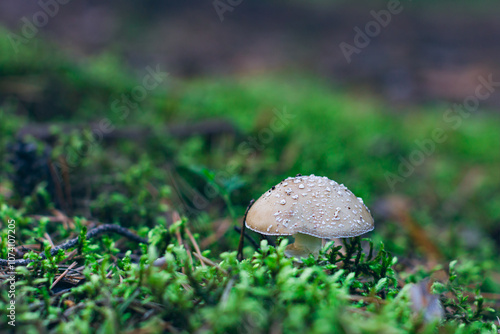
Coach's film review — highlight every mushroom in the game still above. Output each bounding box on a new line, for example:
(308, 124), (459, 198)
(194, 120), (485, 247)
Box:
(245, 174), (374, 259)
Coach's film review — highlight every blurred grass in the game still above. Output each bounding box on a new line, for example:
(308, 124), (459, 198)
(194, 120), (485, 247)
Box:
(0, 25), (499, 332)
(1, 23), (500, 258)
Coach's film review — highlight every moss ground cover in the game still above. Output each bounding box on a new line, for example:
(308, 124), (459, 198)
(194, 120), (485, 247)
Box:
(0, 29), (499, 333)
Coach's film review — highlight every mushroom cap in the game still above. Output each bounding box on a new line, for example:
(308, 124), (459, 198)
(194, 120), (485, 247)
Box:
(245, 174), (374, 238)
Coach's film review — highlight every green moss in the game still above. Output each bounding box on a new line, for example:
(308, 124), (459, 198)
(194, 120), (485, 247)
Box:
(0, 28), (499, 333)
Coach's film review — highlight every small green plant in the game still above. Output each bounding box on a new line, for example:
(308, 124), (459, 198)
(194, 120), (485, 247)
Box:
(432, 260), (497, 328)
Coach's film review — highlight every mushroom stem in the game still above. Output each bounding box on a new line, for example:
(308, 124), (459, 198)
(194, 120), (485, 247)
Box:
(285, 233), (323, 259)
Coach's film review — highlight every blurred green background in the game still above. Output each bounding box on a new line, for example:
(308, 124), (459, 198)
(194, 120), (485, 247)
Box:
(0, 0), (499, 331)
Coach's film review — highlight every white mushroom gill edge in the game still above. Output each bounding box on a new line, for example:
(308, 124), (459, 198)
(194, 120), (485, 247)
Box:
(245, 223), (375, 259)
(244, 222), (374, 239)
(245, 222), (324, 259)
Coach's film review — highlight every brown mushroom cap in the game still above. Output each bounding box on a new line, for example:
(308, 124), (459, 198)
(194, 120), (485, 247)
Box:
(245, 174), (374, 238)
